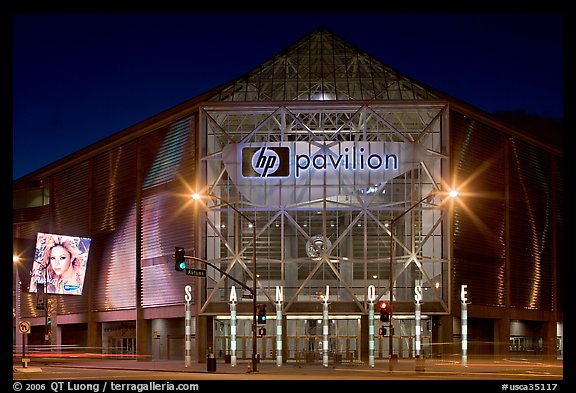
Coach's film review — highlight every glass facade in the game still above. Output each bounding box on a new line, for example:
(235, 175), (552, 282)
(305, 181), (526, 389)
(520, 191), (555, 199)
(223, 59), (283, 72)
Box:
(197, 101), (451, 360)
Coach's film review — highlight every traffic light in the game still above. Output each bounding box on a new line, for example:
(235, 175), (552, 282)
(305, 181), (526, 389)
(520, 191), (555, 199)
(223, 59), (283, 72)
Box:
(36, 283), (45, 310)
(379, 326), (387, 336)
(257, 304), (267, 324)
(379, 300), (390, 322)
(258, 326), (266, 337)
(174, 247), (186, 271)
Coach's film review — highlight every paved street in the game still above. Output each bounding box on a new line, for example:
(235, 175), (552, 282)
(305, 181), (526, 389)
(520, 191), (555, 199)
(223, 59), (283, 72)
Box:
(13, 357), (564, 381)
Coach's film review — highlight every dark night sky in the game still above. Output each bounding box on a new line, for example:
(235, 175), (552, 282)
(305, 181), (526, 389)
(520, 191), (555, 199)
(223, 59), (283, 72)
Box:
(11, 12), (564, 180)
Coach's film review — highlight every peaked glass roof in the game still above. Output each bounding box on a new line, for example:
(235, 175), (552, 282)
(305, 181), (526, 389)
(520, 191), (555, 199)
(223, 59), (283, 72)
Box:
(209, 27), (439, 102)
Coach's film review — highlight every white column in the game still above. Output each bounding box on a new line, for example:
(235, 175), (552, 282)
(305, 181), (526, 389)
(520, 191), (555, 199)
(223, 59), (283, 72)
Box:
(185, 302), (192, 367)
(368, 302), (375, 367)
(462, 302), (468, 365)
(322, 302), (329, 367)
(276, 301), (282, 367)
(415, 302), (421, 357)
(415, 283), (423, 357)
(461, 285), (469, 366)
(230, 302), (237, 367)
(322, 285), (329, 368)
(367, 285), (376, 367)
(184, 284), (192, 368)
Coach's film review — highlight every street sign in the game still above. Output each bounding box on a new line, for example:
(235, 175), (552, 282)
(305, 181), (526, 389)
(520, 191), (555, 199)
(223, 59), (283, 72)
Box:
(186, 268), (206, 277)
(18, 321), (31, 334)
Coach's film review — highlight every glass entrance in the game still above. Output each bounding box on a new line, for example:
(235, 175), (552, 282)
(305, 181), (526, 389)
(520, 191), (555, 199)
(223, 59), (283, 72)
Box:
(107, 337), (136, 358)
(213, 315), (361, 363)
(285, 317), (360, 363)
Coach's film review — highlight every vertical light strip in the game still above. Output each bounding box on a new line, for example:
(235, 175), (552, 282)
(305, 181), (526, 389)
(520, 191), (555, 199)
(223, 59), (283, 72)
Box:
(462, 303), (468, 365)
(415, 303), (421, 356)
(368, 302), (375, 367)
(368, 284), (376, 368)
(185, 302), (192, 367)
(276, 301), (282, 367)
(322, 286), (329, 367)
(230, 302), (237, 367)
(415, 282), (423, 357)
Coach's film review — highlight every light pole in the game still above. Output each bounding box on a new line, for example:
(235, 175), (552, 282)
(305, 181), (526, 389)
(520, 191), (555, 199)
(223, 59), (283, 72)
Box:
(387, 189), (458, 367)
(192, 192), (258, 372)
(13, 256), (22, 354)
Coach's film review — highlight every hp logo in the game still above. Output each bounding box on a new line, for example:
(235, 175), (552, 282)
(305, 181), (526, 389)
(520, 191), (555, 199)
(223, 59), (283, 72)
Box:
(242, 146), (290, 178)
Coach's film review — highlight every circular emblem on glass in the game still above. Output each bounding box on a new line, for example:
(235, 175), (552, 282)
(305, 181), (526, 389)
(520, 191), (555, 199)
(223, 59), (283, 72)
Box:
(305, 235), (332, 258)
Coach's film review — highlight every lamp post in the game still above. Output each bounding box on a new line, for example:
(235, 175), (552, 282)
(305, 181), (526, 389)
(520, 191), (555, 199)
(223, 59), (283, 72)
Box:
(387, 189), (458, 367)
(192, 192), (258, 373)
(13, 256), (22, 354)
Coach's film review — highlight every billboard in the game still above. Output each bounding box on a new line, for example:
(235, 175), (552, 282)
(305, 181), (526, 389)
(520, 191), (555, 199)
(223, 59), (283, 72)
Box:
(29, 232), (91, 295)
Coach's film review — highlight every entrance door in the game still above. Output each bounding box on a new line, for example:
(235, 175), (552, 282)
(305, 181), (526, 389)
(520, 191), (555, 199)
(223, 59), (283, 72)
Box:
(108, 337), (136, 358)
(286, 317), (360, 363)
(213, 315), (362, 363)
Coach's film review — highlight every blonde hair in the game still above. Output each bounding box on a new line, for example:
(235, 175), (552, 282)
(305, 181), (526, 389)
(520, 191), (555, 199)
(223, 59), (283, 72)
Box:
(43, 235), (84, 272)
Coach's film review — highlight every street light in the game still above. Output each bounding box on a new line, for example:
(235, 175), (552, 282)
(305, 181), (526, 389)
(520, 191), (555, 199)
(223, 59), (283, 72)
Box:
(387, 189), (458, 367)
(14, 256), (22, 353)
(191, 192), (259, 372)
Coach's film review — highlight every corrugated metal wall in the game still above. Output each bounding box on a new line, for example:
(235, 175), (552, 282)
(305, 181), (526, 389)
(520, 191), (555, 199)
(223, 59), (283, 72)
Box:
(554, 158), (563, 314)
(17, 114), (199, 318)
(451, 112), (507, 307)
(508, 139), (556, 311)
(91, 141), (139, 310)
(140, 117), (198, 307)
(451, 111), (560, 311)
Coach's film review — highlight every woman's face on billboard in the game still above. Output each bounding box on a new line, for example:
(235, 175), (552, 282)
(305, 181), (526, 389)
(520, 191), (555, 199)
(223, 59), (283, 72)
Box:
(49, 245), (72, 277)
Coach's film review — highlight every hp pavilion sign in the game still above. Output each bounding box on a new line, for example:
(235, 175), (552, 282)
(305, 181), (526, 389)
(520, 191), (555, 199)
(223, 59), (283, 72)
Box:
(223, 141), (432, 207)
(240, 143), (399, 179)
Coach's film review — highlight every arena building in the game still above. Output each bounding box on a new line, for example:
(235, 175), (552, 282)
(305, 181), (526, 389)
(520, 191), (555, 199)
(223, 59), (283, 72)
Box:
(13, 27), (563, 365)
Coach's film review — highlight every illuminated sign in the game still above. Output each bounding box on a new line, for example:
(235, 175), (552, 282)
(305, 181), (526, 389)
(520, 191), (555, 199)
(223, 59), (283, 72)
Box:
(241, 144), (398, 178)
(461, 284), (468, 303)
(185, 284), (193, 303)
(275, 285), (283, 303)
(223, 141), (433, 207)
(293, 145), (397, 177)
(242, 146), (290, 178)
(229, 286), (237, 304)
(367, 285), (376, 303)
(415, 285), (423, 304)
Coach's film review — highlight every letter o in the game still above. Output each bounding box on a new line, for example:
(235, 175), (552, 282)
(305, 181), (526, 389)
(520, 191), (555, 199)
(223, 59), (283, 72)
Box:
(367, 154), (382, 170)
(367, 285), (376, 302)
